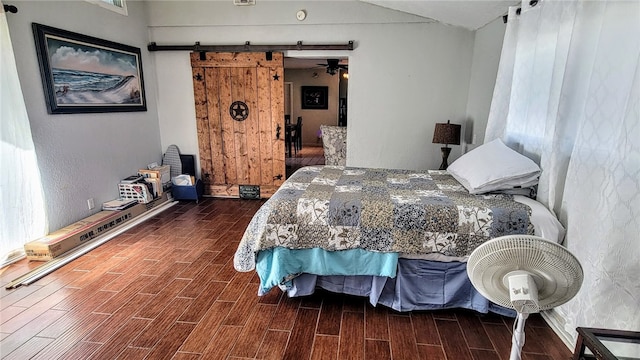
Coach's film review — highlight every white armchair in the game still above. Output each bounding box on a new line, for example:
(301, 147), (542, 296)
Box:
(320, 125), (347, 166)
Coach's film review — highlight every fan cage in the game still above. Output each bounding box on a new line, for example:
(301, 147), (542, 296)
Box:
(467, 235), (583, 311)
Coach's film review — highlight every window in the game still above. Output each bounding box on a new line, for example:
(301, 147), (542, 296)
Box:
(1, 11), (48, 266)
(86, 0), (127, 16)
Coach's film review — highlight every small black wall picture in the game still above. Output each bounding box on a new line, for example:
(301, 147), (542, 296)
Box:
(301, 86), (328, 110)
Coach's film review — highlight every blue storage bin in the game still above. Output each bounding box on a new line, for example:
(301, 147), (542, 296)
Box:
(172, 179), (204, 202)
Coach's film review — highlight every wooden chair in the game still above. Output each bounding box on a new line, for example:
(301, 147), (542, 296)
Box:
(291, 116), (303, 154)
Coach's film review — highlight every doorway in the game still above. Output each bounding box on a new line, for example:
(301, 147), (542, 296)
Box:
(283, 57), (348, 152)
(284, 82), (293, 120)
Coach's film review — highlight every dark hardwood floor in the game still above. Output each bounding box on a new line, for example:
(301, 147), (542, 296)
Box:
(1, 197), (572, 359)
(286, 145), (325, 178)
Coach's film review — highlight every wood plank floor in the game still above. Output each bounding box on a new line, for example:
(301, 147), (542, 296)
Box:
(286, 146), (325, 178)
(1, 198), (573, 360)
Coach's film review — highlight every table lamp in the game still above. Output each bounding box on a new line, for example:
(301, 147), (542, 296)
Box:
(432, 120), (461, 170)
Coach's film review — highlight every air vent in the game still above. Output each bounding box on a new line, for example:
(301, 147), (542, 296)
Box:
(233, 0), (255, 5)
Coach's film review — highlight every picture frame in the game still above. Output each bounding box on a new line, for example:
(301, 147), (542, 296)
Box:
(32, 23), (146, 114)
(301, 86), (328, 110)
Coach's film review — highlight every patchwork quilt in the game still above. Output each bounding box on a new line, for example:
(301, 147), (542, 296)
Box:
(234, 166), (534, 272)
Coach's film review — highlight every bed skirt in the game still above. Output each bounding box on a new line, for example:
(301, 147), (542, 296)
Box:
(286, 258), (516, 317)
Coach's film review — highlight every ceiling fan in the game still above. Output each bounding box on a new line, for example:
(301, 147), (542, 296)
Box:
(317, 59), (348, 75)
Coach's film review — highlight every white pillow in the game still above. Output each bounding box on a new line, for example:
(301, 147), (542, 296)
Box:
(447, 138), (541, 194)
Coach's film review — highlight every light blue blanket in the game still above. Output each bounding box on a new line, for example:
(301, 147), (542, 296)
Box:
(256, 247), (398, 295)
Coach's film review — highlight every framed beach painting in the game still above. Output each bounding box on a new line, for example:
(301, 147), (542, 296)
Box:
(32, 23), (146, 114)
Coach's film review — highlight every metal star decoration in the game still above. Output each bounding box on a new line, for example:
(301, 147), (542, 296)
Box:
(194, 73), (203, 81)
(273, 73), (280, 81)
(229, 101), (249, 121)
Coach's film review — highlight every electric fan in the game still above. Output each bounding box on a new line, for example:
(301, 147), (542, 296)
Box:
(467, 235), (583, 360)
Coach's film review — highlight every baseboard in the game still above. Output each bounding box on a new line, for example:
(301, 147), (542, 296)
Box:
(1, 249), (26, 268)
(541, 309), (576, 351)
(5, 201), (177, 289)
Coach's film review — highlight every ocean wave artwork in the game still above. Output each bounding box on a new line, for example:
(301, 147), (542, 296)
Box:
(34, 23), (146, 113)
(53, 68), (141, 105)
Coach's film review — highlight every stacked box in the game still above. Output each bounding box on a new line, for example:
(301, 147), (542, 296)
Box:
(139, 165), (171, 188)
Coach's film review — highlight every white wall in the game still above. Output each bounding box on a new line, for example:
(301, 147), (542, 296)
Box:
(7, 1), (162, 230)
(464, 17), (506, 151)
(147, 1), (479, 172)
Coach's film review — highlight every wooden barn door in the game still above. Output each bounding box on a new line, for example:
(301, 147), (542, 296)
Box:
(191, 52), (285, 198)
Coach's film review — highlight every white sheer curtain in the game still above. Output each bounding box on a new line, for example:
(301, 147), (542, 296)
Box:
(486, 0), (640, 343)
(1, 2), (47, 266)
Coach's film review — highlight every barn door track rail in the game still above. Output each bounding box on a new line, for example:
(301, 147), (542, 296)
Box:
(148, 40), (355, 52)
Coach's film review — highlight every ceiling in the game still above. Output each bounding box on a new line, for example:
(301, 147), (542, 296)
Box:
(360, 0), (519, 31)
(284, 58), (349, 70)
(284, 1), (517, 69)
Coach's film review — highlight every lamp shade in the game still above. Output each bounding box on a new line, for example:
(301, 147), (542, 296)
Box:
(432, 120), (461, 145)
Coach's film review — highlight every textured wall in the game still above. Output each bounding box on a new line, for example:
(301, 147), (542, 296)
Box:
(7, 1), (162, 231)
(464, 17), (506, 150)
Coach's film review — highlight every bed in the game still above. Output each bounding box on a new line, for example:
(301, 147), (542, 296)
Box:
(234, 141), (564, 315)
